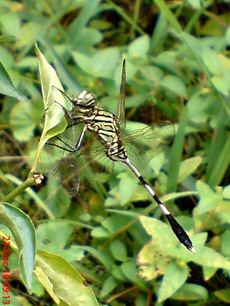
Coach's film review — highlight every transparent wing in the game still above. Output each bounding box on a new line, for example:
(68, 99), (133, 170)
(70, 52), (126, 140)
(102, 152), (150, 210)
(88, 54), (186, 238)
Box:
(38, 126), (114, 196)
(37, 123), (84, 175)
(116, 59), (126, 129)
(122, 122), (175, 171)
(78, 139), (114, 183)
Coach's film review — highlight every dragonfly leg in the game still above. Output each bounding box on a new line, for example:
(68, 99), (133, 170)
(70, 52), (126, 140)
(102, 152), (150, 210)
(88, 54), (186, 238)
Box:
(46, 126), (87, 153)
(54, 100), (73, 121)
(67, 116), (84, 128)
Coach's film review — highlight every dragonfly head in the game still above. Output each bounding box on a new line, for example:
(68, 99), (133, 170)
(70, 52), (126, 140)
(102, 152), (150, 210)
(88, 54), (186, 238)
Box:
(72, 90), (96, 111)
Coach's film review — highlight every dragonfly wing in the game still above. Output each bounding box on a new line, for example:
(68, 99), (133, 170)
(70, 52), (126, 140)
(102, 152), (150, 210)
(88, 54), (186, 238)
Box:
(122, 122), (175, 170)
(116, 59), (126, 129)
(80, 139), (114, 182)
(38, 123), (84, 175)
(39, 129), (114, 196)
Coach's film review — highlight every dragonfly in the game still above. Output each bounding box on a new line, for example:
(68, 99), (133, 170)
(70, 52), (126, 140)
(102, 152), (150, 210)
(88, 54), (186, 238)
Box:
(47, 59), (195, 253)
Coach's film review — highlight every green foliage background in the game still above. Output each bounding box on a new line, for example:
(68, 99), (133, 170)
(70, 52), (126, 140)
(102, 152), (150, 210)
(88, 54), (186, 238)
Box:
(0, 0), (230, 305)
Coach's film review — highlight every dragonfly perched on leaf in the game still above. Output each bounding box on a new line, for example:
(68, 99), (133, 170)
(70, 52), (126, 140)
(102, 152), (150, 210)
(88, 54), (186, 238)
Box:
(41, 59), (195, 253)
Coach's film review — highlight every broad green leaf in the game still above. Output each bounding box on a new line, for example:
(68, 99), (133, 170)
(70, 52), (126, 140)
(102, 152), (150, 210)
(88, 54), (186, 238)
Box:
(112, 265), (126, 281)
(202, 266), (217, 281)
(121, 260), (146, 287)
(0, 34), (17, 42)
(212, 75), (229, 96)
(38, 39), (82, 93)
(77, 246), (114, 270)
(38, 175), (71, 218)
(10, 100), (43, 142)
(99, 275), (119, 298)
(137, 216), (195, 280)
(91, 227), (111, 238)
(0, 202), (36, 292)
(140, 65), (164, 83)
(172, 283), (208, 301)
(35, 251), (99, 305)
(220, 230), (230, 256)
(0, 61), (27, 101)
(0, 12), (21, 38)
(31, 44), (67, 173)
(223, 185), (230, 199)
(187, 92), (217, 125)
(214, 289), (230, 304)
(160, 75), (188, 98)
(178, 156), (202, 183)
(68, 0), (101, 39)
(109, 239), (127, 261)
(202, 48), (223, 75)
(36, 221), (84, 262)
(196, 181), (222, 214)
(72, 48), (120, 78)
(188, 242), (230, 269)
(139, 216), (229, 274)
(69, 27), (102, 53)
(128, 35), (150, 58)
(158, 262), (189, 302)
(116, 172), (139, 205)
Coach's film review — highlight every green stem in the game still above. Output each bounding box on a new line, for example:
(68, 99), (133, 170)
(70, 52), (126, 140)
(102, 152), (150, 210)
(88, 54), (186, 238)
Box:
(2, 174), (55, 219)
(2, 176), (40, 202)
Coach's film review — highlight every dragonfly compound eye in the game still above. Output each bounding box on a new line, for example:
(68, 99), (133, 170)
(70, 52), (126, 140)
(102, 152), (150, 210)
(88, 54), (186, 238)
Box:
(76, 90), (96, 107)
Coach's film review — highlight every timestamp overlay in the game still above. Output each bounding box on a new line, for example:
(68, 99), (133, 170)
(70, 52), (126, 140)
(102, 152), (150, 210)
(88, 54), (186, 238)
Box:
(1, 236), (11, 305)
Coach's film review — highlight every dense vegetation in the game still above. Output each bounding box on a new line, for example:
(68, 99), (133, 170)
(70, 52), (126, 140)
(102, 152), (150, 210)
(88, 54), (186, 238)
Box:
(0, 1), (229, 305)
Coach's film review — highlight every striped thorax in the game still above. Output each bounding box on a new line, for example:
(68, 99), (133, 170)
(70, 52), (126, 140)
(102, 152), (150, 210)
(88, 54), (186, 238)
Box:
(70, 90), (128, 162)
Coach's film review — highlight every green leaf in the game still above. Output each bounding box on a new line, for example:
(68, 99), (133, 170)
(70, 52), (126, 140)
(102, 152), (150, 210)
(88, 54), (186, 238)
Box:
(220, 230), (230, 256)
(38, 39), (82, 93)
(0, 202), (36, 292)
(160, 75), (188, 98)
(128, 35), (150, 58)
(68, 0), (101, 39)
(158, 262), (189, 302)
(178, 156), (202, 183)
(109, 239), (127, 261)
(137, 216), (196, 280)
(154, 0), (182, 33)
(0, 34), (17, 42)
(189, 242), (230, 270)
(207, 129), (230, 187)
(167, 107), (188, 192)
(35, 251), (99, 305)
(99, 275), (119, 298)
(0, 12), (21, 38)
(0, 61), (27, 101)
(39, 175), (71, 218)
(172, 283), (208, 301)
(72, 48), (120, 78)
(31, 44), (68, 173)
(91, 227), (111, 238)
(36, 221), (84, 262)
(10, 100), (43, 142)
(214, 288), (230, 304)
(116, 172), (138, 205)
(196, 181), (222, 214)
(121, 260), (145, 287)
(138, 217), (228, 276)
(212, 74), (229, 96)
(201, 48), (223, 75)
